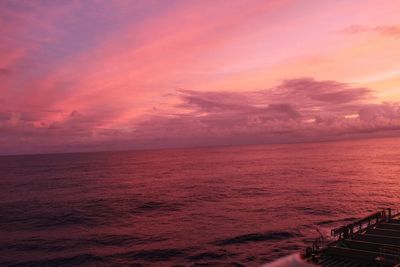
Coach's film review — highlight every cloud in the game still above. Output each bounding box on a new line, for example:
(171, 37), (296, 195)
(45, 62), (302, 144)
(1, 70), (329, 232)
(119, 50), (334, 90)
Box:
(18, 112), (43, 122)
(177, 89), (252, 113)
(0, 68), (11, 75)
(1, 77), (398, 155)
(132, 78), (399, 145)
(0, 112), (11, 121)
(272, 78), (372, 104)
(0, 109), (119, 154)
(176, 77), (372, 119)
(342, 25), (400, 37)
(359, 103), (400, 121)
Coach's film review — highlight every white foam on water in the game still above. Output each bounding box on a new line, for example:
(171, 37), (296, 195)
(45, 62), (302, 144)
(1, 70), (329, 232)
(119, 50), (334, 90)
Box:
(261, 253), (317, 267)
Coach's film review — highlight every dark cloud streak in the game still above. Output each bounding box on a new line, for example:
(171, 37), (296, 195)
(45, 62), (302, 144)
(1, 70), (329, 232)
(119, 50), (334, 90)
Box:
(342, 25), (400, 37)
(135, 77), (399, 144)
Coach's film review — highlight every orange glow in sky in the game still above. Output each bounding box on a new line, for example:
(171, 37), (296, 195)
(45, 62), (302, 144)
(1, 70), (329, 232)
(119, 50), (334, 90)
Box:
(1, 0), (400, 154)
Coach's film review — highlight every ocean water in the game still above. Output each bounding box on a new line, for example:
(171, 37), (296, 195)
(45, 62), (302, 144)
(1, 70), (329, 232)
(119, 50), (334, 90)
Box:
(1, 137), (400, 266)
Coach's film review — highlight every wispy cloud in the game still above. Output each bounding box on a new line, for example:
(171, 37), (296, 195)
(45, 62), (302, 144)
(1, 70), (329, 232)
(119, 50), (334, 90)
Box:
(342, 25), (400, 37)
(1, 1), (400, 154)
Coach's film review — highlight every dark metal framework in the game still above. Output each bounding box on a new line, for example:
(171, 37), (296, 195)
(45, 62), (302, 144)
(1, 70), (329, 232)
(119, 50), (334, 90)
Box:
(305, 208), (400, 267)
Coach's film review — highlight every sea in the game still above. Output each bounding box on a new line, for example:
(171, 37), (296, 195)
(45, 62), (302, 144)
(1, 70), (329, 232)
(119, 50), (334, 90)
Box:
(1, 137), (400, 266)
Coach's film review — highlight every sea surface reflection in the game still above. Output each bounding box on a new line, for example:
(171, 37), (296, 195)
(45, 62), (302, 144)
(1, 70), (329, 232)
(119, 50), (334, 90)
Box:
(1, 137), (400, 266)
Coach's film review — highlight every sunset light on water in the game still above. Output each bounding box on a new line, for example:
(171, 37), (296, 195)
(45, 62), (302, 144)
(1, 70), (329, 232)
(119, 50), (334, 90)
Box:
(1, 1), (400, 266)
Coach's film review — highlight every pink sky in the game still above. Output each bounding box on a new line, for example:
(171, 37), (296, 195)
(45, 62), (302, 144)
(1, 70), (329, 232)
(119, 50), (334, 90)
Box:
(1, 0), (400, 154)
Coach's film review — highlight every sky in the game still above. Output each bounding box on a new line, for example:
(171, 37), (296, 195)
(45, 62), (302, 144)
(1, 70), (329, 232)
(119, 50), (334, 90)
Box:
(1, 0), (400, 155)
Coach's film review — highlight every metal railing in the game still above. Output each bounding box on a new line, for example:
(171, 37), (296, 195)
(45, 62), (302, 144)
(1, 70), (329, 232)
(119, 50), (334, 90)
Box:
(331, 208), (397, 240)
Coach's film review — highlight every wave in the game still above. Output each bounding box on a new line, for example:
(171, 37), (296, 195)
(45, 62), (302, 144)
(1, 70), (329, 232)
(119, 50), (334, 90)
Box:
(213, 231), (300, 246)
(3, 253), (104, 267)
(111, 248), (187, 262)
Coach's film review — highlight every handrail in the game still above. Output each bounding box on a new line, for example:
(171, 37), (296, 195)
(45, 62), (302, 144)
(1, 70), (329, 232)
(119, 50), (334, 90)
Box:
(391, 208), (400, 219)
(331, 208), (395, 240)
